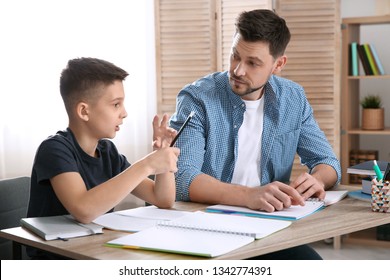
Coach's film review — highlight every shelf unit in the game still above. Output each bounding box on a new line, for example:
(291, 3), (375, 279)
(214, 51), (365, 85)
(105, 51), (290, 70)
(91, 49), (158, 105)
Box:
(341, 15), (390, 247)
(341, 15), (390, 185)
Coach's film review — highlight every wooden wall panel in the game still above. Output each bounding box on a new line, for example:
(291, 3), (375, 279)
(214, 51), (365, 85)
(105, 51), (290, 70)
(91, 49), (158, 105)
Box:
(275, 0), (341, 180)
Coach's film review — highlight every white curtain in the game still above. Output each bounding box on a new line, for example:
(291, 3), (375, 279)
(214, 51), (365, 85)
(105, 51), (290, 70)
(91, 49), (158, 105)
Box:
(0, 0), (156, 179)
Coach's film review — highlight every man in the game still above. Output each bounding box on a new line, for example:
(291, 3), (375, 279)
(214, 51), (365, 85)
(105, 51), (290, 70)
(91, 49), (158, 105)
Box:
(170, 9), (341, 259)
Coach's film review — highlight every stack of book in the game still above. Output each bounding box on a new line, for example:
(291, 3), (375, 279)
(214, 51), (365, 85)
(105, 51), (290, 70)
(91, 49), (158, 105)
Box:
(349, 42), (385, 76)
(349, 150), (378, 184)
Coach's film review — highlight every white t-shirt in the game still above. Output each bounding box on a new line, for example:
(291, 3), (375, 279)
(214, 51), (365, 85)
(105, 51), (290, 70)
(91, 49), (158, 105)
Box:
(231, 96), (264, 187)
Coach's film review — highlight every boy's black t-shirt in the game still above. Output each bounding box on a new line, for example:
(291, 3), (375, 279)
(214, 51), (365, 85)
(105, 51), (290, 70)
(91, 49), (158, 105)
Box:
(27, 128), (131, 218)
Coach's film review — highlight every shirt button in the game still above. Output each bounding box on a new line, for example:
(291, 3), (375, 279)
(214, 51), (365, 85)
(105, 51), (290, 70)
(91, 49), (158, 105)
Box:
(241, 104), (245, 107)
(234, 125), (237, 129)
(233, 105), (237, 109)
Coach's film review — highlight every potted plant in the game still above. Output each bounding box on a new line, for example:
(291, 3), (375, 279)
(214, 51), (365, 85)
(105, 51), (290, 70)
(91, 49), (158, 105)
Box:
(360, 95), (384, 130)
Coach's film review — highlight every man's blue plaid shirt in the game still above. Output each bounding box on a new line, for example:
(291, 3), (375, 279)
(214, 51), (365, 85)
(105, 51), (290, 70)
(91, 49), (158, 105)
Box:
(170, 71), (341, 201)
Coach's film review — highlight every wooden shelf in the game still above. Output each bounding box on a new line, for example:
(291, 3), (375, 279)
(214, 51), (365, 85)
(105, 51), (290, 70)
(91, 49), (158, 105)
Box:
(341, 15), (390, 185)
(347, 74), (390, 80)
(347, 128), (390, 135)
(344, 227), (390, 248)
(342, 14), (390, 25)
(341, 15), (390, 248)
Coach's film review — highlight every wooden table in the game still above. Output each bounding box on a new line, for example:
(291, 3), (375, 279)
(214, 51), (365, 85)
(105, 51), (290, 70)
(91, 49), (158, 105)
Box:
(2, 186), (390, 260)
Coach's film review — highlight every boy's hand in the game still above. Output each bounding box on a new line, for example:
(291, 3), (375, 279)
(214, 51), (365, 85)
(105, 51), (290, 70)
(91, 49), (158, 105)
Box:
(145, 147), (180, 174)
(152, 114), (177, 150)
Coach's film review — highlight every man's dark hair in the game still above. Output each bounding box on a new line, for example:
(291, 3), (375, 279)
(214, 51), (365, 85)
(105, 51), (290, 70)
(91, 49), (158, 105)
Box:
(235, 9), (291, 58)
(60, 57), (129, 114)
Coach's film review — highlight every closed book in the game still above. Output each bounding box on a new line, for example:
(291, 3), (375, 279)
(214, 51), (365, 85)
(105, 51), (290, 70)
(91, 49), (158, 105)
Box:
(20, 215), (103, 241)
(369, 44), (385, 75)
(347, 160), (388, 176)
(350, 42), (359, 76)
(362, 176), (373, 194)
(363, 43), (379, 75)
(357, 44), (372, 75)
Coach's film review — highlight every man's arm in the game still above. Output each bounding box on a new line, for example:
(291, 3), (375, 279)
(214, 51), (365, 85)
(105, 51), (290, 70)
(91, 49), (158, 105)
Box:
(291, 91), (340, 200)
(190, 173), (305, 212)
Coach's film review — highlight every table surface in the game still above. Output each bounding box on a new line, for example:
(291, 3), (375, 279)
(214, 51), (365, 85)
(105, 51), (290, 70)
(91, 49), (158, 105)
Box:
(2, 185), (390, 260)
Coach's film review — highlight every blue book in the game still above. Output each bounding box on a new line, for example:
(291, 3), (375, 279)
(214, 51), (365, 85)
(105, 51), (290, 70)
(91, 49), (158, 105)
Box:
(351, 42), (359, 76)
(369, 44), (385, 75)
(348, 190), (371, 202)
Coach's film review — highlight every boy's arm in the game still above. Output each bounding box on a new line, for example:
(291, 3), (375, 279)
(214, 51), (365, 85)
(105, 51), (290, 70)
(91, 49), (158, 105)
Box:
(51, 146), (179, 224)
(131, 172), (176, 209)
(130, 114), (178, 208)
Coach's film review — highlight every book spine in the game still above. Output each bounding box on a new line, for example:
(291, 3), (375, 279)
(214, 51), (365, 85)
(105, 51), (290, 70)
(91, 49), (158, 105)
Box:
(369, 44), (385, 75)
(363, 43), (379, 75)
(20, 219), (47, 240)
(350, 42), (359, 76)
(357, 44), (372, 75)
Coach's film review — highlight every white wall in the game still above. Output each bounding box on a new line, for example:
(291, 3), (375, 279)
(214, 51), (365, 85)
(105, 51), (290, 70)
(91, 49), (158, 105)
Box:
(341, 0), (390, 161)
(0, 0), (157, 179)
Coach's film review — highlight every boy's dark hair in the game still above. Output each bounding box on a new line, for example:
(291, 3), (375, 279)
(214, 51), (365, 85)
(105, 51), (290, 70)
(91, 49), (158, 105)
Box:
(60, 57), (129, 114)
(235, 9), (291, 59)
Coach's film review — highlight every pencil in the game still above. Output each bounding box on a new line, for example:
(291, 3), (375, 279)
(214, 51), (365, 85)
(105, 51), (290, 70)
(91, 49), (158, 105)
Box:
(170, 111), (195, 147)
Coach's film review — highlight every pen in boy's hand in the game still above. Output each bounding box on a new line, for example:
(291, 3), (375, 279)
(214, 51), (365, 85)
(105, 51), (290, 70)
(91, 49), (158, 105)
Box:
(170, 111), (195, 147)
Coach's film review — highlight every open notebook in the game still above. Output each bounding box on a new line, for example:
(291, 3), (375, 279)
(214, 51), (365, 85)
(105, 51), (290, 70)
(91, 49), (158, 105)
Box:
(93, 206), (190, 232)
(206, 190), (348, 221)
(106, 211), (291, 257)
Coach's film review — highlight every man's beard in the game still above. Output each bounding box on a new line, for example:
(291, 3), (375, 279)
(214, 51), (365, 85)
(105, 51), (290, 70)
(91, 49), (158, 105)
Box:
(230, 74), (267, 96)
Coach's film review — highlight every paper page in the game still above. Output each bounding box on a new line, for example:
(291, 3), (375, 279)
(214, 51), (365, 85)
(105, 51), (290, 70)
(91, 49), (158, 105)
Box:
(93, 213), (160, 232)
(107, 222), (254, 257)
(323, 190), (348, 206)
(160, 211), (291, 239)
(94, 206), (191, 232)
(115, 206), (190, 220)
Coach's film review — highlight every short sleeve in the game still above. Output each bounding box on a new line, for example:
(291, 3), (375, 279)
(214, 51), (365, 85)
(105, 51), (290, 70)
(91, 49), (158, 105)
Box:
(33, 138), (79, 184)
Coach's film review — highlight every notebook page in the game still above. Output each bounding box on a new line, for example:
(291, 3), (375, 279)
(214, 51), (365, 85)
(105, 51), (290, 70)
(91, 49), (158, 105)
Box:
(93, 206), (191, 232)
(160, 211), (291, 239)
(107, 223), (254, 257)
(323, 190), (348, 206)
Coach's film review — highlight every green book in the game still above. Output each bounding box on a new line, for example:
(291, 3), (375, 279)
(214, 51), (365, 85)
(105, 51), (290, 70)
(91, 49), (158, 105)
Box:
(363, 43), (379, 75)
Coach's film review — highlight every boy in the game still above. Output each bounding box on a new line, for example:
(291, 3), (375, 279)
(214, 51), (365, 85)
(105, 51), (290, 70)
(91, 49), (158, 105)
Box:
(27, 57), (180, 259)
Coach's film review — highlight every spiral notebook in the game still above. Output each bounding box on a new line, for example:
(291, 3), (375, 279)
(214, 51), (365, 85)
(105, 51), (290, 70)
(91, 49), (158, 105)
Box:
(106, 211), (291, 257)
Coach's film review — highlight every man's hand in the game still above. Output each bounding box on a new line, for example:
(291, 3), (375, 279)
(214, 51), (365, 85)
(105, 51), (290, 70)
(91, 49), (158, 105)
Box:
(290, 172), (326, 200)
(246, 182), (305, 212)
